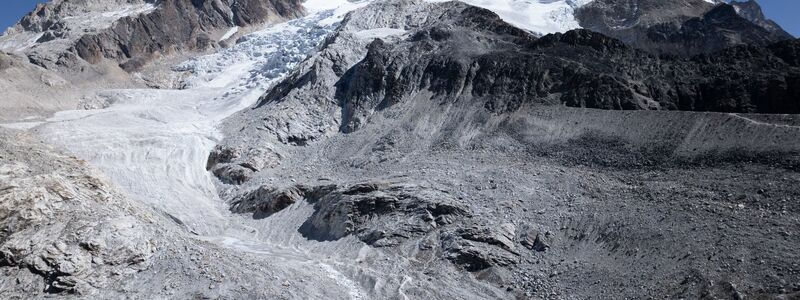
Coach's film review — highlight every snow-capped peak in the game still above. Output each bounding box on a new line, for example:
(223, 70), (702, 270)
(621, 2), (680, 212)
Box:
(427, 0), (595, 35)
(302, 0), (596, 36)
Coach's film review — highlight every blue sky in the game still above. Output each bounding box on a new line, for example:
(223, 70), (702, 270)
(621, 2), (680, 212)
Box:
(0, 0), (798, 37)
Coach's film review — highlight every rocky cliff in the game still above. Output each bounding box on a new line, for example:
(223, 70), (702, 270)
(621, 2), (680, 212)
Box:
(336, 13), (800, 127)
(73, 0), (304, 71)
(2, 0), (303, 71)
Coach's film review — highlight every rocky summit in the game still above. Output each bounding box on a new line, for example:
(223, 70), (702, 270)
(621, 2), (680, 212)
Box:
(1, 0), (799, 299)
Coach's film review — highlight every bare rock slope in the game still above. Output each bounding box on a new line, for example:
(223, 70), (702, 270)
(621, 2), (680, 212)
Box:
(0, 0), (304, 122)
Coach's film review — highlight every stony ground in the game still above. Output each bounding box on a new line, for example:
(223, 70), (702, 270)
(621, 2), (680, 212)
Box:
(206, 1), (800, 298)
(216, 101), (800, 299)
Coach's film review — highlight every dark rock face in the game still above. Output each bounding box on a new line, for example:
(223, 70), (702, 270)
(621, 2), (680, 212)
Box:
(576, 0), (793, 56)
(333, 6), (800, 132)
(643, 4), (793, 56)
(298, 182), (467, 246)
(230, 185), (308, 219)
(71, 0), (302, 71)
(442, 222), (520, 271)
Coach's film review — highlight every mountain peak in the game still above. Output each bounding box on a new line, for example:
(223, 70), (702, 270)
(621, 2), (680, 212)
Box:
(728, 0), (794, 38)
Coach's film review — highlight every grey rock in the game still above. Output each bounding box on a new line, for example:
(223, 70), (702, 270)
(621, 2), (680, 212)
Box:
(73, 0), (304, 71)
(230, 185), (306, 219)
(298, 181), (467, 245)
(519, 226), (551, 252)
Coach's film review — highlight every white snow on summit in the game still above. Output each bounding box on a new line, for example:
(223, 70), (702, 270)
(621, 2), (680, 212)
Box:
(428, 0), (595, 35)
(0, 2), (156, 52)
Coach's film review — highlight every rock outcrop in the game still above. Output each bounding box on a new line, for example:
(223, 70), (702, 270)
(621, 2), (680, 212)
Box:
(2, 0), (303, 71)
(0, 129), (157, 295)
(73, 0), (304, 71)
(729, 0), (793, 38)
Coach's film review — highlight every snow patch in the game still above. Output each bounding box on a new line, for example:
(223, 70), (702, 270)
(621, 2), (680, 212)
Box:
(355, 28), (407, 40)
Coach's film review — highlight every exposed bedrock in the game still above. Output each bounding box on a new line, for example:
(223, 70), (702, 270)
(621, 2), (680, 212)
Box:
(5, 0), (303, 72)
(336, 10), (800, 131)
(228, 180), (527, 273)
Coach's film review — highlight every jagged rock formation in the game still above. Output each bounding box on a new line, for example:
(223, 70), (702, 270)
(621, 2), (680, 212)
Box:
(4, 0), (303, 71)
(73, 0), (304, 71)
(0, 0), (304, 121)
(576, 0), (794, 55)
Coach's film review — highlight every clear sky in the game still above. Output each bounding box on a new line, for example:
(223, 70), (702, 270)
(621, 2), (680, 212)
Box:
(0, 0), (798, 37)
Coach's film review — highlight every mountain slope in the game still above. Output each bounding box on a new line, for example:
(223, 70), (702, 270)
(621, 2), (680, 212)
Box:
(0, 0), (305, 122)
(2, 0), (303, 71)
(209, 1), (800, 298)
(576, 0), (794, 55)
(211, 0), (799, 181)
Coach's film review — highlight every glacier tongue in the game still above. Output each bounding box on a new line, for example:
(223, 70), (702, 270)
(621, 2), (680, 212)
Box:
(35, 0), (365, 236)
